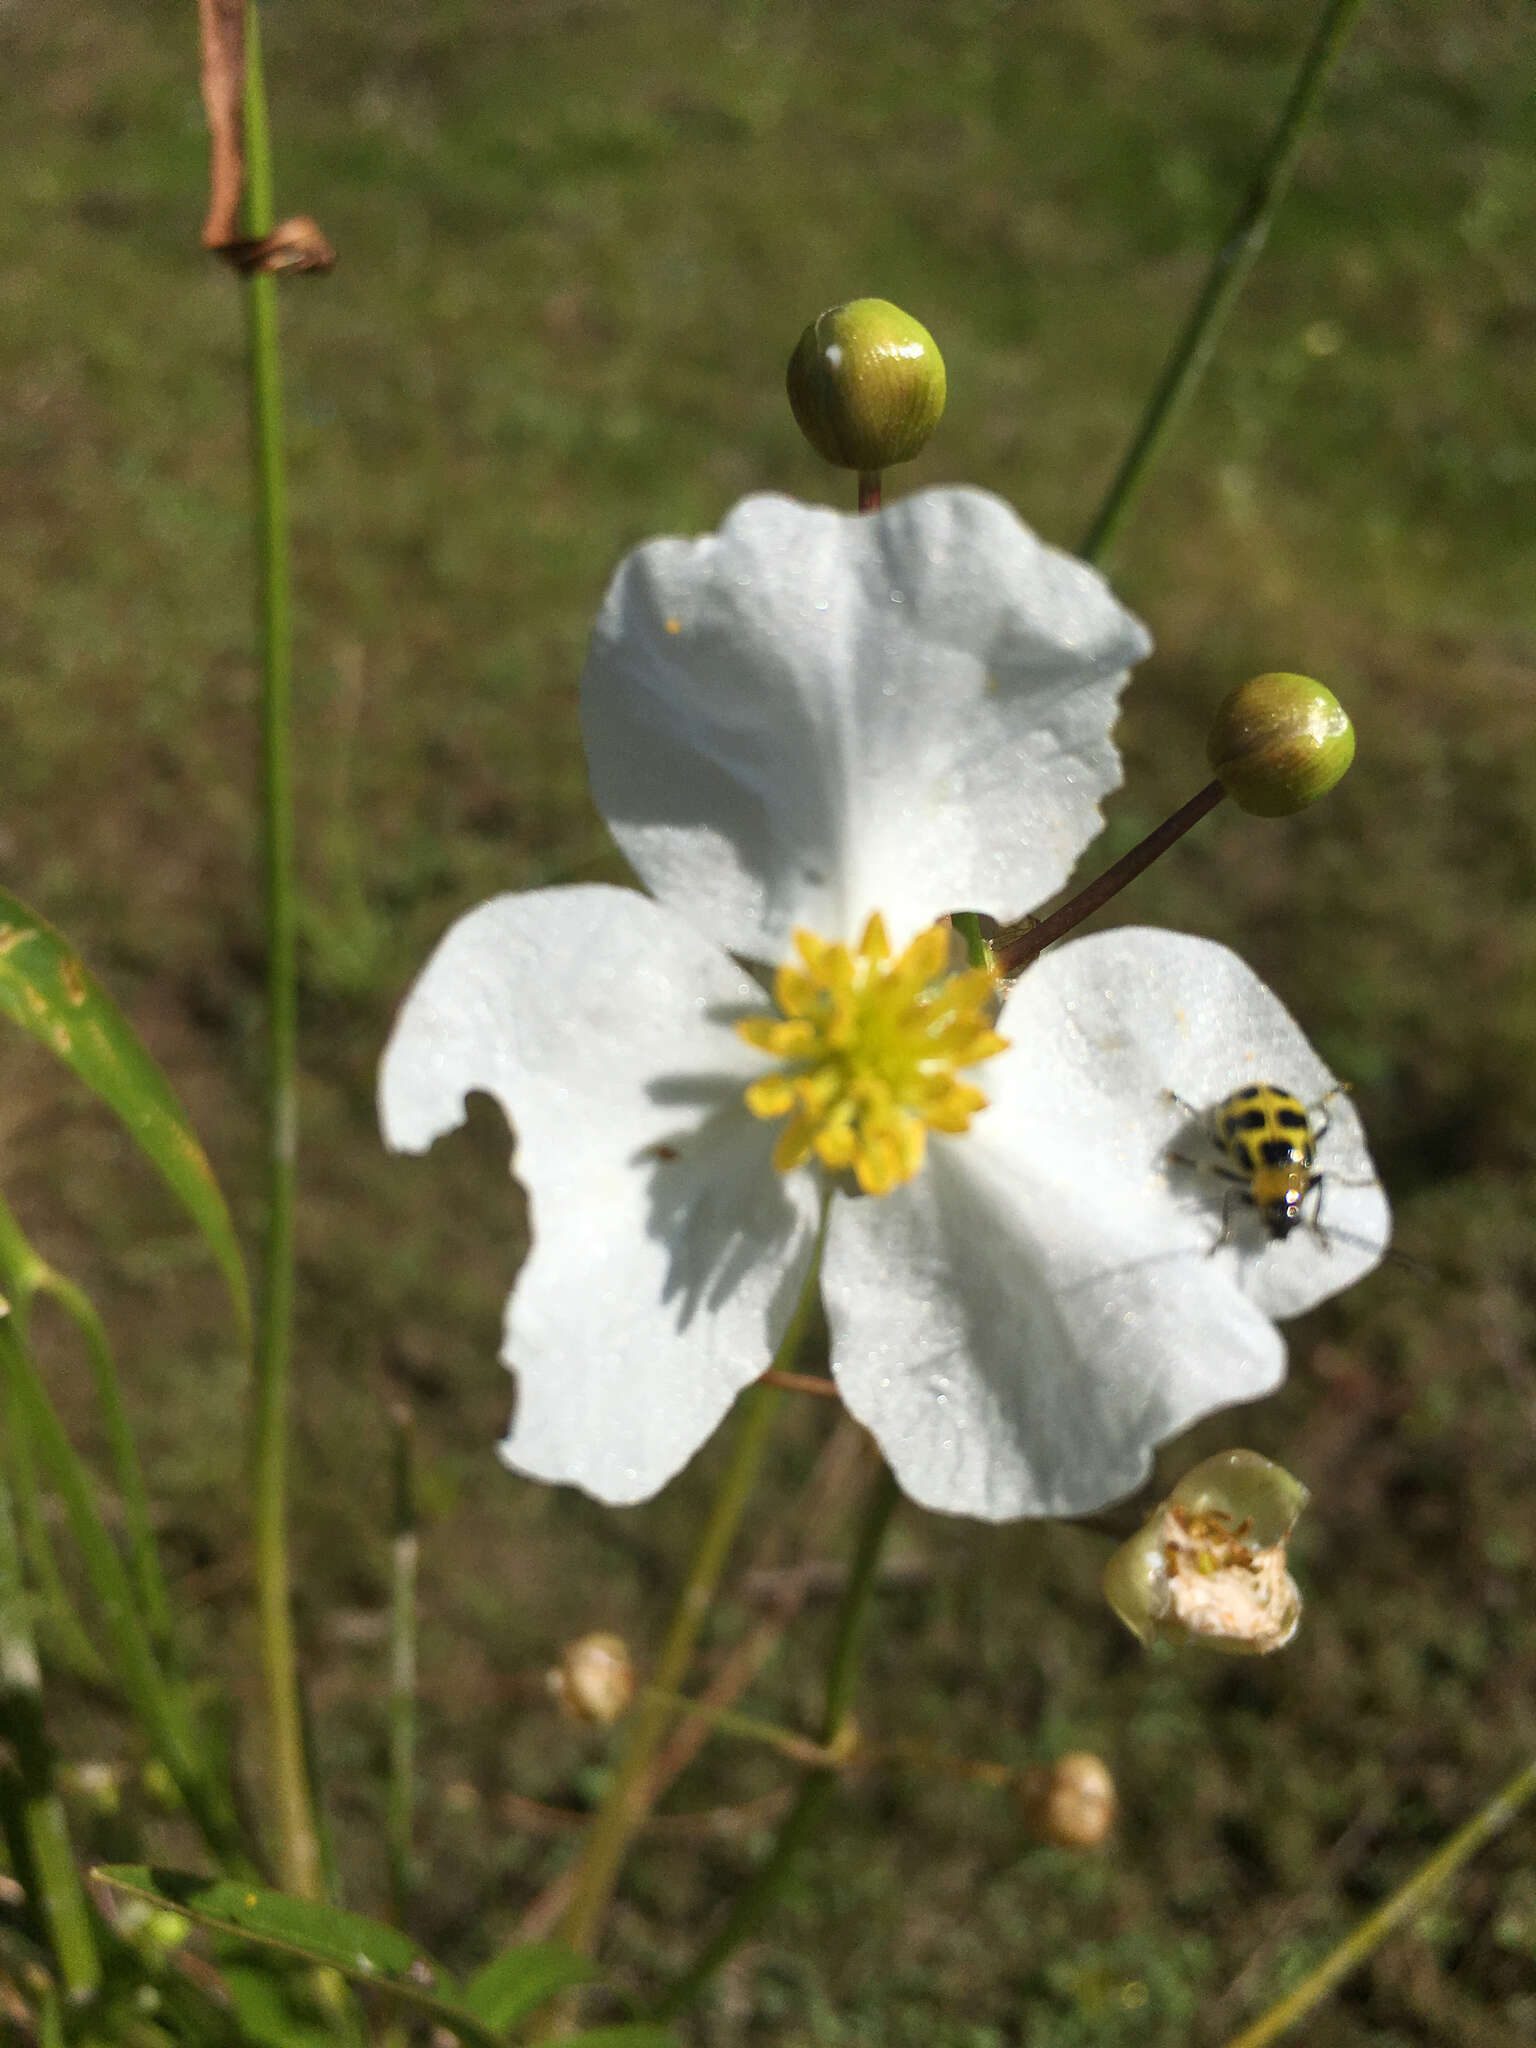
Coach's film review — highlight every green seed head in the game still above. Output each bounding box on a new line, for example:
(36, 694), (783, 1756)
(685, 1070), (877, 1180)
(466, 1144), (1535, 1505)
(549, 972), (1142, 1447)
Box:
(786, 299), (946, 472)
(1206, 671), (1355, 817)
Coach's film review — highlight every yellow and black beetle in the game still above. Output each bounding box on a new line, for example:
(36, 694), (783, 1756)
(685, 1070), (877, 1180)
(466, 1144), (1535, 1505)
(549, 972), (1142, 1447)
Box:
(1165, 1081), (1345, 1244)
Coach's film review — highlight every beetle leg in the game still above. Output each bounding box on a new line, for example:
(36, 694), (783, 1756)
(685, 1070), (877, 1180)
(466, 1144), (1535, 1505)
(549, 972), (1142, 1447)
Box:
(1210, 1188), (1242, 1253)
(1304, 1173), (1332, 1251)
(1309, 1083), (1350, 1145)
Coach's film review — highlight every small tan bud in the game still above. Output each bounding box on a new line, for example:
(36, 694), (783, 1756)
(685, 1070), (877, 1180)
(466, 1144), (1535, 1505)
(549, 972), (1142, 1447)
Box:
(1103, 1450), (1309, 1656)
(786, 299), (946, 473)
(1021, 1751), (1116, 1849)
(546, 1631), (635, 1725)
(1206, 672), (1355, 817)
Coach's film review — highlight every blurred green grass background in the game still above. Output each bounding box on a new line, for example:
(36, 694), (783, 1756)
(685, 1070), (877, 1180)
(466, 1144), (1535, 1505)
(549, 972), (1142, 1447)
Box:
(3, 0), (1536, 2040)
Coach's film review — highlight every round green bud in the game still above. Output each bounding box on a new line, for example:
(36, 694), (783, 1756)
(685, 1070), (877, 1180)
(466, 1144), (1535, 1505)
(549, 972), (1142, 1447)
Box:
(1206, 671), (1355, 817)
(786, 299), (946, 472)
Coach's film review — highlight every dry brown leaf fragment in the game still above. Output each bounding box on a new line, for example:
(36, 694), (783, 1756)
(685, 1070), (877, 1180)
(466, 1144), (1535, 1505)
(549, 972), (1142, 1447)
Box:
(196, 0), (247, 251)
(195, 0), (335, 273)
(220, 216), (337, 277)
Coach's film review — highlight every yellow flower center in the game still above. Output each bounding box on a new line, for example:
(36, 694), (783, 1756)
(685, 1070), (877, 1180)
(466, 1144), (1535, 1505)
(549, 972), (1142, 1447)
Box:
(736, 913), (1007, 1196)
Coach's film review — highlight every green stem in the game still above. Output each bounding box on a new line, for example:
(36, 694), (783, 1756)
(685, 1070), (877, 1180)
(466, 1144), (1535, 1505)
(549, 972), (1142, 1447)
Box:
(0, 1192), (172, 1649)
(1078, 0), (1369, 567)
(951, 911), (992, 972)
(0, 1451), (100, 1998)
(39, 1273), (172, 1649)
(242, 4), (322, 1903)
(818, 1460), (901, 1739)
(386, 1407), (418, 1923)
(38, 1984), (65, 2048)
(641, 1693), (1021, 1795)
(639, 1691), (834, 1771)
(0, 1321), (250, 1873)
(558, 1226), (828, 1959)
(1217, 1756), (1536, 2048)
(0, 1374), (106, 1686)
(653, 1460), (902, 2019)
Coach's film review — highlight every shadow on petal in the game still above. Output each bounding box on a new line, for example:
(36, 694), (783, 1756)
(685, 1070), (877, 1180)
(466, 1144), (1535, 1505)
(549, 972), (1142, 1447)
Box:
(637, 1085), (810, 1333)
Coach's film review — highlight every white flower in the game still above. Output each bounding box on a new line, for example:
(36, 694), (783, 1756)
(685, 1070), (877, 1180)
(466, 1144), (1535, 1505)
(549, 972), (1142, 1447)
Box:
(380, 488), (1388, 1520)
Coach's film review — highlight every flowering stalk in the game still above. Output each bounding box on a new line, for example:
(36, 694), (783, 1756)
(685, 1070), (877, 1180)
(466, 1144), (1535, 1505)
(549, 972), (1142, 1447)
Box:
(995, 671), (1356, 978)
(1218, 1755), (1536, 2048)
(639, 9), (1369, 2006)
(1079, 0), (1369, 566)
(241, 4), (322, 1903)
(557, 1215), (828, 1959)
(555, 1387), (784, 1958)
(653, 1460), (901, 2018)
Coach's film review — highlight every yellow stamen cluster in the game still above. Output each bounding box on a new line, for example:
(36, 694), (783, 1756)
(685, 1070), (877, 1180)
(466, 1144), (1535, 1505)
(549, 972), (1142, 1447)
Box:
(737, 913), (1007, 1196)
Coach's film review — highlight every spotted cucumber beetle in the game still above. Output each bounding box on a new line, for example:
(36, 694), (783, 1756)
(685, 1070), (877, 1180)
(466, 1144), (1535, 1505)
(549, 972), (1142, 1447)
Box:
(1164, 1081), (1357, 1246)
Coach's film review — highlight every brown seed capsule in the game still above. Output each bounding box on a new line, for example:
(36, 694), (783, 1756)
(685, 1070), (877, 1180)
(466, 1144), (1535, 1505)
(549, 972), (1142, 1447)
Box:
(546, 1631), (636, 1726)
(786, 299), (947, 473)
(1206, 672), (1355, 817)
(1020, 1752), (1117, 1849)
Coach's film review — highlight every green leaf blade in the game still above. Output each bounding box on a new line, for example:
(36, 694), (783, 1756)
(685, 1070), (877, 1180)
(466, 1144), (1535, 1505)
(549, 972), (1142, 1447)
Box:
(0, 889), (251, 1346)
(93, 1866), (509, 2044)
(461, 1942), (598, 2030)
(555, 2029), (677, 2048)
(95, 1866), (423, 1978)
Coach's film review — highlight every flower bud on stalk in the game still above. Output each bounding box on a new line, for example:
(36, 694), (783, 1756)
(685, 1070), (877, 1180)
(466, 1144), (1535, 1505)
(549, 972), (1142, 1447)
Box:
(546, 1631), (636, 1726)
(1020, 1751), (1117, 1848)
(1206, 671), (1355, 816)
(787, 299), (947, 474)
(996, 674), (1357, 978)
(1103, 1450), (1308, 1655)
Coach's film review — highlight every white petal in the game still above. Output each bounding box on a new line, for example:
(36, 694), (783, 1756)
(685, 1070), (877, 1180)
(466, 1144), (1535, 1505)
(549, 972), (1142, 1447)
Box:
(823, 1136), (1284, 1523)
(379, 885), (820, 1504)
(820, 927), (1388, 1521)
(582, 487), (1150, 961)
